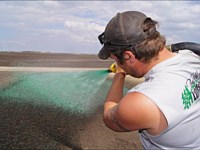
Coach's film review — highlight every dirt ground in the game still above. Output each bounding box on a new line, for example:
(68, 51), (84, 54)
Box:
(0, 52), (142, 150)
(0, 52), (113, 68)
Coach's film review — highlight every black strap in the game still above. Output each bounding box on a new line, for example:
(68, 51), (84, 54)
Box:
(171, 42), (200, 56)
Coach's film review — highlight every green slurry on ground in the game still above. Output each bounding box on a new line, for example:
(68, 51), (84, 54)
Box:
(0, 70), (112, 114)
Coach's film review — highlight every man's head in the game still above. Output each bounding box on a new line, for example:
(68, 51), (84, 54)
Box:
(98, 11), (166, 64)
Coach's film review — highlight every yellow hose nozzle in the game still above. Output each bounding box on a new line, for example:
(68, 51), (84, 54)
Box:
(108, 62), (116, 73)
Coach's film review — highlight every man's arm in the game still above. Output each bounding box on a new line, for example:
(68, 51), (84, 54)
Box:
(103, 73), (166, 133)
(103, 72), (129, 131)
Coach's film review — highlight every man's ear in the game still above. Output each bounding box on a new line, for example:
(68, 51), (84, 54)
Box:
(123, 53), (130, 60)
(123, 51), (135, 62)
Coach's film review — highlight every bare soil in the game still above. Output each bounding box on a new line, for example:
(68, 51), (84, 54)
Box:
(0, 52), (142, 150)
(0, 52), (113, 68)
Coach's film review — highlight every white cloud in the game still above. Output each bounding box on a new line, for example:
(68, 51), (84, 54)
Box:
(64, 21), (103, 33)
(42, 1), (60, 8)
(64, 19), (104, 43)
(0, 1), (199, 53)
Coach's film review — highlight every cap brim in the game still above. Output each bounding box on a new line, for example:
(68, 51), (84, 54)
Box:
(98, 46), (110, 60)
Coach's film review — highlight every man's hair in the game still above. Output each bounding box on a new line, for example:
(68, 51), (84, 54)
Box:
(112, 18), (166, 64)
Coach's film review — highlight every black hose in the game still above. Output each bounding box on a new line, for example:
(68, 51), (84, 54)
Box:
(171, 42), (200, 56)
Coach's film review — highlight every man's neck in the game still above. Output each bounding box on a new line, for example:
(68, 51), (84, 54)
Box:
(137, 48), (177, 77)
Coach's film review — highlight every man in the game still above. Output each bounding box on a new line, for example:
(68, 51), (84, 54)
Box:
(98, 11), (200, 149)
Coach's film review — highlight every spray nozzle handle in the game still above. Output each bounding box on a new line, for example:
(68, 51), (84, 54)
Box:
(108, 62), (117, 73)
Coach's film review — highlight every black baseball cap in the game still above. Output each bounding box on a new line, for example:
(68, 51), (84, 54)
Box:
(98, 11), (148, 60)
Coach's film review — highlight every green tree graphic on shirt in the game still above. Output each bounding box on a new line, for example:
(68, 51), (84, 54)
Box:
(182, 85), (193, 109)
(182, 71), (200, 109)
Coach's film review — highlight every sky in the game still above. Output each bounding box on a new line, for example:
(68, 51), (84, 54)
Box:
(0, 1), (200, 54)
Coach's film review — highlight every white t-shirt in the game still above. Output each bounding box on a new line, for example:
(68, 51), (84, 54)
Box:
(129, 50), (200, 149)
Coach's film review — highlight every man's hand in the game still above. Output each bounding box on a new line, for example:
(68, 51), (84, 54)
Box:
(114, 62), (127, 76)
